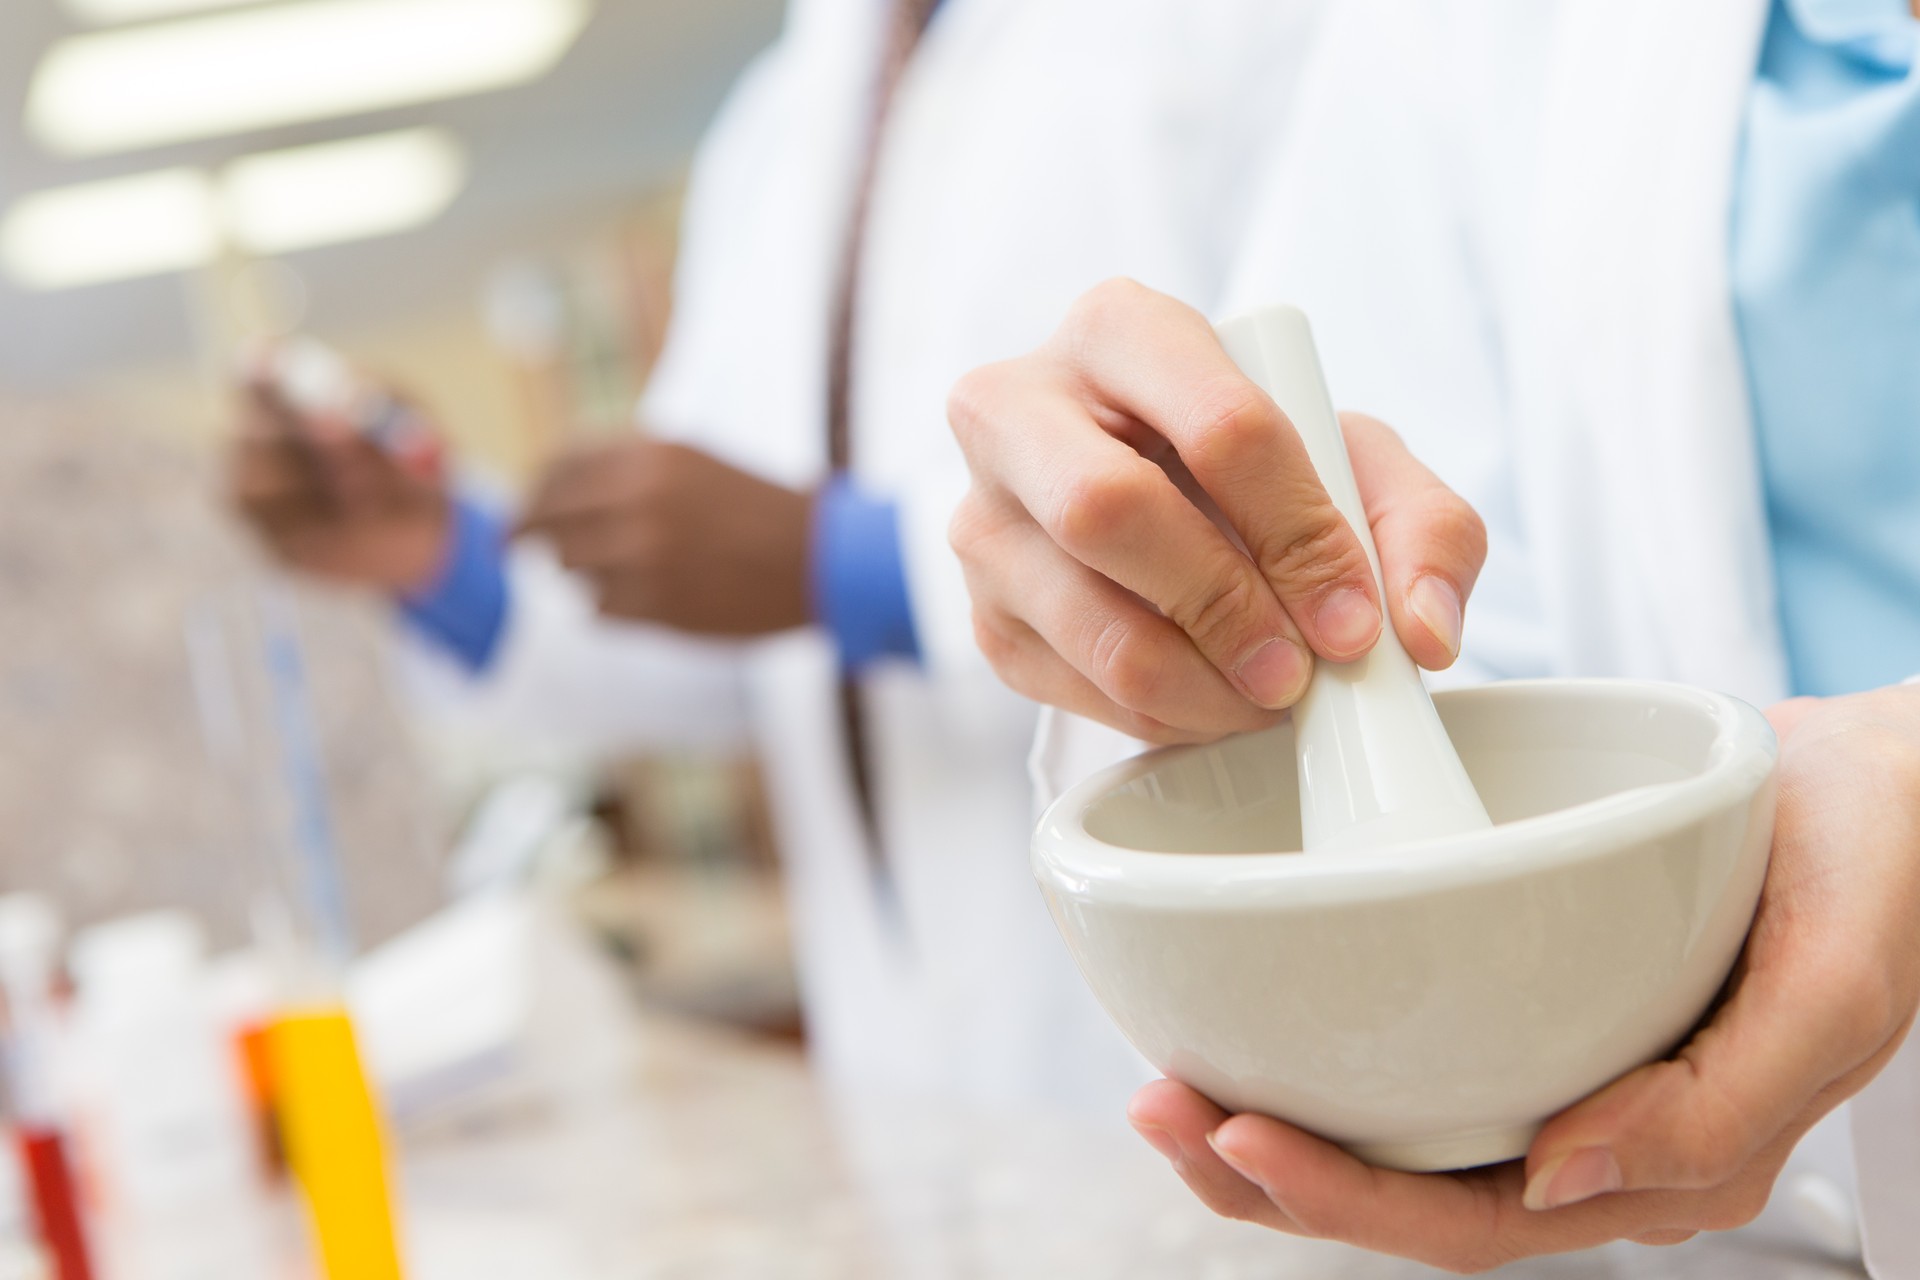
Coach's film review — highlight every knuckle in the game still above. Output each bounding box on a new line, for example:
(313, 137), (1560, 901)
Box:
(1065, 276), (1152, 336)
(1170, 569), (1264, 659)
(945, 366), (1006, 442)
(1046, 460), (1153, 558)
(1426, 491), (1489, 568)
(970, 609), (1021, 671)
(1260, 509), (1361, 593)
(1179, 381), (1278, 478)
(1088, 617), (1165, 711)
(946, 492), (1000, 562)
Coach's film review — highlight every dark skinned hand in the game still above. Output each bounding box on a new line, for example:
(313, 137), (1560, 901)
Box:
(516, 438), (815, 636)
(226, 378), (451, 592)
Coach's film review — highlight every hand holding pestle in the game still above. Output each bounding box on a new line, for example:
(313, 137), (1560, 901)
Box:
(1214, 308), (1491, 852)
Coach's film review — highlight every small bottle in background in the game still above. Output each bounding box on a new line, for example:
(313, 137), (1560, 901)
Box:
(0, 1139), (49, 1280)
(265, 1006), (406, 1280)
(206, 950), (286, 1187)
(256, 337), (447, 481)
(0, 895), (92, 1280)
(67, 913), (269, 1278)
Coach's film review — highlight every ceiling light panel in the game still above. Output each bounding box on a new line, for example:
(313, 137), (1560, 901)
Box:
(223, 128), (467, 255)
(2, 129), (470, 290)
(29, 0), (592, 157)
(61, 0), (261, 26)
(1, 170), (218, 290)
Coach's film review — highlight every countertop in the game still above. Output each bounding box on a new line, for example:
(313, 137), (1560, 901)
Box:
(88, 902), (1845, 1280)
(386, 1011), (1866, 1280)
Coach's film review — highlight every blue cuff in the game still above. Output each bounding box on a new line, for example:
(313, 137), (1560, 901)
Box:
(811, 475), (922, 671)
(398, 495), (509, 672)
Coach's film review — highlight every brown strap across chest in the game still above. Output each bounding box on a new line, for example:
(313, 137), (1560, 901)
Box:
(825, 0), (942, 931)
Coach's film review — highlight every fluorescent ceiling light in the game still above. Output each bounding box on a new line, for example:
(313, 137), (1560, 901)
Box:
(1, 169), (217, 290)
(61, 0), (260, 26)
(2, 129), (469, 290)
(224, 129), (467, 255)
(29, 0), (592, 157)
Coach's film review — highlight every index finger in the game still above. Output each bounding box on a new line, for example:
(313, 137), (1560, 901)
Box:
(949, 367), (1313, 712)
(1054, 281), (1382, 662)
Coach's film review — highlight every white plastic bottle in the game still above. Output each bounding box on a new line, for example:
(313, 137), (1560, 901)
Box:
(67, 914), (265, 1273)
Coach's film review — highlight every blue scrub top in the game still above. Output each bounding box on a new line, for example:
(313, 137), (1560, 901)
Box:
(1733, 0), (1920, 697)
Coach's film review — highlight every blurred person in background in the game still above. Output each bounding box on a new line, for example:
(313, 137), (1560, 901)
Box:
(947, 0), (1920, 1274)
(227, 0), (1344, 1125)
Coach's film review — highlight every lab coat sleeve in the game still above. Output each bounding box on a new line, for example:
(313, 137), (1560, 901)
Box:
(398, 543), (753, 761)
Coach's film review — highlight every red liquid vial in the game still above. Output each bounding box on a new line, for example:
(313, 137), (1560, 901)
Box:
(17, 1125), (92, 1280)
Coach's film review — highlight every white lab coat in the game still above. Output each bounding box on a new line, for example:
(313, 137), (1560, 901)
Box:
(1033, 0), (1920, 1271)
(410, 0), (1326, 1121)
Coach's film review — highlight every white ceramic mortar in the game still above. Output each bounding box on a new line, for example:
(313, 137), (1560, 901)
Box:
(1034, 678), (1776, 1170)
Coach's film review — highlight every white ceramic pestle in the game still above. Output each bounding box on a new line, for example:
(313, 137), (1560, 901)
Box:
(1214, 307), (1492, 852)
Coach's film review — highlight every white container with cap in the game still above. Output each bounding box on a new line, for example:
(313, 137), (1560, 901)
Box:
(67, 913), (256, 1221)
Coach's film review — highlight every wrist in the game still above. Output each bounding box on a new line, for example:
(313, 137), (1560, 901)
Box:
(390, 493), (457, 594)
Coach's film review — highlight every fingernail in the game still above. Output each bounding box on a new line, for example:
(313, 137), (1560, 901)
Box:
(1408, 576), (1463, 660)
(1206, 1131), (1264, 1187)
(1131, 1121), (1180, 1162)
(1523, 1147), (1622, 1211)
(1236, 638), (1311, 709)
(1313, 587), (1381, 659)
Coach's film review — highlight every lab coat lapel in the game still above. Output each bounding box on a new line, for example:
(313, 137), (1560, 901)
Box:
(1515, 0), (1789, 705)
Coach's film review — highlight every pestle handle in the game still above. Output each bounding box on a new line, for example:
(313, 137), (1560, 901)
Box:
(1214, 307), (1491, 852)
